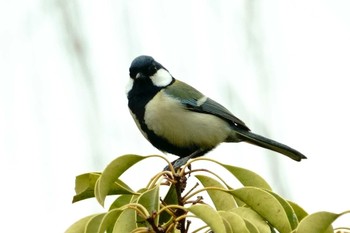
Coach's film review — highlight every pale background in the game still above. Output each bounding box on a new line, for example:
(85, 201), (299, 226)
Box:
(1, 0), (349, 232)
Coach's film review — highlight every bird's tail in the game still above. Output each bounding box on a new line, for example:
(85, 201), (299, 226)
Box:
(234, 129), (307, 161)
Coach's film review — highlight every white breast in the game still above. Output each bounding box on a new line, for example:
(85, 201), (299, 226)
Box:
(144, 91), (232, 148)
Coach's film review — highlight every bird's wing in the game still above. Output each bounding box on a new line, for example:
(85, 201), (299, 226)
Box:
(165, 80), (250, 131)
(184, 97), (250, 131)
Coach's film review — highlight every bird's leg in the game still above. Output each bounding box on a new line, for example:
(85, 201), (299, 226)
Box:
(164, 149), (206, 171)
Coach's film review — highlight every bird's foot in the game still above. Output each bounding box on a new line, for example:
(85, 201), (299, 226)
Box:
(163, 156), (191, 171)
(163, 149), (205, 171)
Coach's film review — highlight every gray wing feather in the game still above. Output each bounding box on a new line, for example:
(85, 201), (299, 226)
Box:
(181, 97), (250, 131)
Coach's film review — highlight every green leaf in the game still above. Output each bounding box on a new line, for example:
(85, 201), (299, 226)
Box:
(230, 187), (292, 233)
(243, 219), (260, 233)
(221, 217), (233, 233)
(74, 173), (101, 194)
(288, 201), (308, 222)
(73, 173), (101, 203)
(211, 160), (272, 190)
(267, 190), (298, 230)
(159, 184), (177, 225)
(187, 204), (226, 233)
(65, 214), (102, 233)
(136, 184), (160, 227)
(95, 154), (146, 206)
(109, 194), (133, 210)
(230, 207), (271, 233)
(112, 209), (137, 232)
(85, 213), (106, 233)
(195, 174), (237, 210)
(73, 173), (135, 203)
(295, 211), (350, 233)
(219, 211), (250, 233)
(97, 209), (123, 233)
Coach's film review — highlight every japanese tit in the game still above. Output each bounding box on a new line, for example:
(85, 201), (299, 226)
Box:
(127, 55), (306, 167)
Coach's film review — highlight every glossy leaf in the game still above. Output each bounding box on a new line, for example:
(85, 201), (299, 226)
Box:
(95, 154), (146, 206)
(85, 213), (105, 233)
(188, 204), (226, 233)
(210, 160), (272, 190)
(73, 173), (101, 203)
(219, 211), (250, 233)
(136, 184), (160, 227)
(158, 184), (177, 225)
(231, 187), (292, 233)
(230, 207), (271, 233)
(75, 173), (101, 194)
(221, 217), (233, 233)
(195, 174), (237, 210)
(112, 209), (137, 232)
(97, 209), (123, 233)
(109, 194), (133, 210)
(243, 219), (260, 233)
(295, 211), (350, 233)
(65, 214), (102, 233)
(73, 173), (135, 203)
(288, 201), (308, 222)
(267, 190), (298, 230)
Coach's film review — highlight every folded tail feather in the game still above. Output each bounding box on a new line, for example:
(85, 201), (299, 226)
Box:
(234, 129), (307, 161)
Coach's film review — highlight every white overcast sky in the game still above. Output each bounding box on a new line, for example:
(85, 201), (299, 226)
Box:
(1, 0), (350, 232)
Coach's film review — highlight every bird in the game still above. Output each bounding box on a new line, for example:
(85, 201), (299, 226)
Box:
(127, 55), (306, 168)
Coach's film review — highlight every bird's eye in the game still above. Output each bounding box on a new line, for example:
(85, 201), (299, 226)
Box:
(148, 65), (157, 74)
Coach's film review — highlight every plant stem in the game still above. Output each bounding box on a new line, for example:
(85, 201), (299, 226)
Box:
(174, 173), (188, 232)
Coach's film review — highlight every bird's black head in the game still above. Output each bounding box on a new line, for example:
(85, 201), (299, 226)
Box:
(127, 55), (174, 125)
(128, 55), (174, 89)
(129, 55), (162, 79)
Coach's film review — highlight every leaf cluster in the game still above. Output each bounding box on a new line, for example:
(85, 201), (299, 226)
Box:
(66, 154), (349, 233)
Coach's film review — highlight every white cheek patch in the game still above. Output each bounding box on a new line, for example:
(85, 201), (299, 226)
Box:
(126, 78), (134, 94)
(150, 68), (173, 87)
